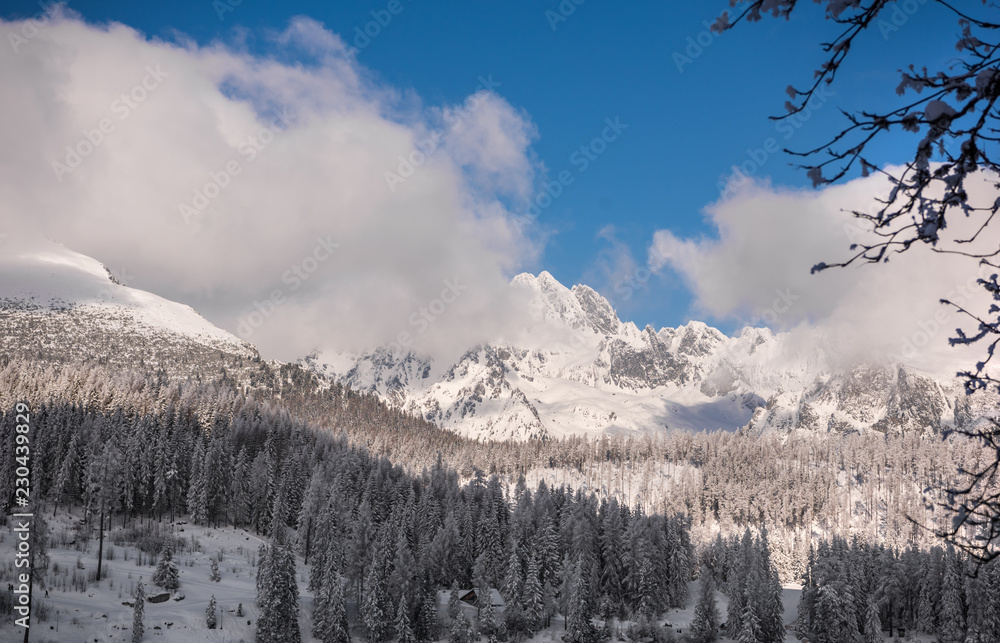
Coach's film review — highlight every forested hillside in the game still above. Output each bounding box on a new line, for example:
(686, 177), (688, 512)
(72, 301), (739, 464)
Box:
(1, 358), (987, 578)
(0, 359), (696, 642)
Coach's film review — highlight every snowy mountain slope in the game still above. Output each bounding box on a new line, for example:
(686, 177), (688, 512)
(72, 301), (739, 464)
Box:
(0, 240), (257, 365)
(305, 272), (998, 441)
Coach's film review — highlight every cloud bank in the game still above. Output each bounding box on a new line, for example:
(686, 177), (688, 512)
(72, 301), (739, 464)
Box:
(649, 172), (1000, 375)
(1, 9), (541, 359)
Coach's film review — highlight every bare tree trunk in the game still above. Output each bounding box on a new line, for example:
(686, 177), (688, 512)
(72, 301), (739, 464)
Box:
(97, 508), (105, 580)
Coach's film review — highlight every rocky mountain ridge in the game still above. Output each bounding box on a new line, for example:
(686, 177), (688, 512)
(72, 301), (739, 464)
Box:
(305, 271), (997, 441)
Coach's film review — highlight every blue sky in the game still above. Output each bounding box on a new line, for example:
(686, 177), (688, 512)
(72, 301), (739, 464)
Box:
(3, 0), (963, 334)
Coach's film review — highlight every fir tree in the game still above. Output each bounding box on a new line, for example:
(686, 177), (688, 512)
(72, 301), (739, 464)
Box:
(231, 447), (250, 527)
(980, 560), (1000, 643)
(690, 573), (720, 643)
(566, 558), (599, 643)
(395, 595), (417, 643)
(501, 542), (523, 606)
(132, 580), (145, 643)
(320, 570), (351, 643)
(472, 552), (490, 599)
(542, 577), (557, 629)
(755, 528), (785, 643)
(916, 572), (937, 634)
(206, 594), (217, 629)
(362, 551), (390, 643)
(447, 582), (461, 622)
(522, 550), (543, 630)
(153, 545), (179, 590)
(415, 585), (439, 643)
(939, 553), (966, 643)
(389, 528), (417, 611)
(257, 542), (271, 596)
(446, 583), (472, 643)
(478, 586), (499, 640)
(296, 469), (325, 564)
(449, 611), (474, 643)
(210, 557), (221, 582)
(795, 546), (817, 640)
(347, 499), (375, 606)
(638, 554), (658, 618)
(256, 520), (302, 643)
(313, 582), (331, 640)
(727, 529), (753, 634)
(864, 597), (881, 643)
(812, 584), (856, 643)
(738, 597), (763, 643)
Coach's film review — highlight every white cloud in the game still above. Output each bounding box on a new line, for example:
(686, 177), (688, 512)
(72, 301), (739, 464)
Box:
(0, 12), (542, 360)
(650, 172), (1000, 375)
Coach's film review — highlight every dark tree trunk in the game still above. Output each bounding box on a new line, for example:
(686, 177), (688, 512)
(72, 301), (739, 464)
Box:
(97, 508), (105, 580)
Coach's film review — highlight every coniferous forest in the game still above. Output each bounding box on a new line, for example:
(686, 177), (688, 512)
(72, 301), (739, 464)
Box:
(1, 355), (997, 642)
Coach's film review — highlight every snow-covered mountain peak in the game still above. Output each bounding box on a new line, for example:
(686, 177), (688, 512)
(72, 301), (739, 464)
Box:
(307, 270), (996, 441)
(0, 239), (254, 358)
(512, 271), (627, 339)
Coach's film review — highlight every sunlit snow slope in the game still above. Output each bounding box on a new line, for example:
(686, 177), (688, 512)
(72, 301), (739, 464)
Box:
(0, 239), (254, 360)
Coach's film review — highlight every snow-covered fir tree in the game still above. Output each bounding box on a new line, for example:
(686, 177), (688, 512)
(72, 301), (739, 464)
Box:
(522, 550), (543, 630)
(362, 534), (391, 643)
(690, 572), (720, 643)
(132, 580), (145, 643)
(754, 526), (785, 643)
(940, 552), (967, 643)
(312, 564), (350, 643)
(738, 597), (763, 643)
(416, 585), (439, 643)
(864, 597), (881, 643)
(256, 519), (302, 643)
(565, 558), (600, 643)
(477, 585), (499, 641)
(206, 594), (217, 629)
(152, 545), (179, 590)
(449, 612), (473, 643)
(395, 595), (417, 643)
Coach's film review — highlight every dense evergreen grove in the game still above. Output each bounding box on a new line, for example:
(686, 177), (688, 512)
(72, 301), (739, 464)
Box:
(793, 537), (1000, 643)
(703, 529), (784, 643)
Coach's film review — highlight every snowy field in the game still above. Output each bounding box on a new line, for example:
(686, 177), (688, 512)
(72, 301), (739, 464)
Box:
(0, 511), (305, 642)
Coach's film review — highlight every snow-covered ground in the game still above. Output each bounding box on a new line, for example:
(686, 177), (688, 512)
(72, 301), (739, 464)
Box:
(0, 510), (310, 642)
